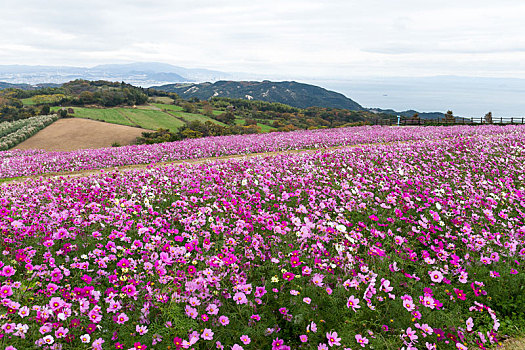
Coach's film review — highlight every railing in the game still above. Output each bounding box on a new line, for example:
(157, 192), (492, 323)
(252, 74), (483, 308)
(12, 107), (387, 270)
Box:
(369, 117), (525, 126)
(433, 117), (525, 125)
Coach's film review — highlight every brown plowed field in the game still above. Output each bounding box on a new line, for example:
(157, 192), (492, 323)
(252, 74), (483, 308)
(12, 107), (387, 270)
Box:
(14, 118), (148, 152)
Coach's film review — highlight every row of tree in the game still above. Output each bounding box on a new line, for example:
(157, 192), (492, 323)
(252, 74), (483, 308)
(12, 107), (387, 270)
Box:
(136, 121), (261, 144)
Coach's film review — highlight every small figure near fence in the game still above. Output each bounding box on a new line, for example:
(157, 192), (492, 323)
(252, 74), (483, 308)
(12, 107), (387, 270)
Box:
(485, 112), (493, 124)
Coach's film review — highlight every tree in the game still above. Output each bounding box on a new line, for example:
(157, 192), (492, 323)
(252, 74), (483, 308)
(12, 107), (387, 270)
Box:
(244, 118), (257, 126)
(444, 110), (455, 123)
(182, 102), (196, 114)
(58, 109), (68, 118)
(484, 111), (493, 124)
(202, 103), (214, 117)
(216, 110), (235, 125)
(41, 105), (51, 115)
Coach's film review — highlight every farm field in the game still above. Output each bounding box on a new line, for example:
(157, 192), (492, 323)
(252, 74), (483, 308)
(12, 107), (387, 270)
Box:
(0, 125), (523, 349)
(13, 118), (149, 151)
(121, 109), (185, 132)
(51, 107), (136, 127)
(50, 107), (184, 132)
(52, 104), (231, 131)
(153, 103), (227, 126)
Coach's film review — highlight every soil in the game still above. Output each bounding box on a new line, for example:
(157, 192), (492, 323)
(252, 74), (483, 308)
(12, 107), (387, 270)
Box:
(13, 118), (148, 152)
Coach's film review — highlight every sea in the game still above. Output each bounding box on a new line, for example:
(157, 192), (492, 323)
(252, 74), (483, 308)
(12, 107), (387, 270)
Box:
(306, 76), (525, 118)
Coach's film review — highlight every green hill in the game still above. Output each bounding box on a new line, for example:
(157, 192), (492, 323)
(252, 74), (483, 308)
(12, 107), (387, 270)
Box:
(152, 80), (365, 111)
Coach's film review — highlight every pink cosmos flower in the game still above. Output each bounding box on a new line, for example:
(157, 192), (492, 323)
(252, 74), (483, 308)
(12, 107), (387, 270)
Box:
(202, 328), (214, 340)
(116, 312), (129, 324)
(429, 270), (443, 283)
(311, 273), (324, 287)
(403, 299), (416, 312)
(355, 334), (369, 347)
(283, 272), (295, 281)
(234, 292), (248, 304)
(307, 321), (317, 333)
(327, 331), (341, 347)
(255, 286), (267, 297)
(404, 327), (418, 342)
(39, 324), (52, 334)
(347, 295), (361, 311)
(300, 335), (308, 342)
(121, 284), (137, 297)
(1, 323), (15, 334)
(1, 265), (15, 277)
(136, 325), (148, 335)
(185, 305), (198, 319)
(240, 335), (251, 345)
(206, 303), (219, 315)
(116, 258), (130, 268)
(0, 285), (13, 298)
(219, 315), (230, 326)
(272, 338), (284, 349)
(466, 317), (474, 332)
(18, 306), (30, 318)
(55, 326), (68, 338)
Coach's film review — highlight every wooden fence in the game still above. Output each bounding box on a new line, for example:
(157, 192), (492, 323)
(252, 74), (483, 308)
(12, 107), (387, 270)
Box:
(371, 117), (525, 126)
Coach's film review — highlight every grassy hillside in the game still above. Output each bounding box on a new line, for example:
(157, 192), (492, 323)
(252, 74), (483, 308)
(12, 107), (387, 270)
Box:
(121, 109), (184, 131)
(51, 103), (231, 133)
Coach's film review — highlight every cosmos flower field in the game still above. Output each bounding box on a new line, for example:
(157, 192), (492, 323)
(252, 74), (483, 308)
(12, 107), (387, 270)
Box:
(0, 125), (524, 349)
(0, 125), (521, 178)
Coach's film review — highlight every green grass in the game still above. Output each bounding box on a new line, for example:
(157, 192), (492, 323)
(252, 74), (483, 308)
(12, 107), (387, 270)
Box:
(119, 109), (185, 132)
(257, 123), (276, 132)
(234, 117), (276, 132)
(21, 98), (36, 106)
(174, 111), (227, 126)
(60, 107), (136, 127)
(0, 177), (24, 184)
(154, 104), (227, 126)
(50, 106), (184, 132)
(47, 104), (274, 134)
(152, 103), (184, 112)
(150, 96), (174, 104)
(198, 109), (225, 116)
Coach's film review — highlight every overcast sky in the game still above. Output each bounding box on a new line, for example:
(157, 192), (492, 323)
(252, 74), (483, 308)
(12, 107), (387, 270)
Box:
(1, 0), (525, 78)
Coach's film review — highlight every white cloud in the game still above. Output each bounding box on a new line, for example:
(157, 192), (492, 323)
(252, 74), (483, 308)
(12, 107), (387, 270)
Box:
(1, 0), (525, 78)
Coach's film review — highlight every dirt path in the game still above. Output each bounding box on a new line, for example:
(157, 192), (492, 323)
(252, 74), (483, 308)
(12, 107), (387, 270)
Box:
(13, 118), (149, 152)
(2, 143), (376, 184)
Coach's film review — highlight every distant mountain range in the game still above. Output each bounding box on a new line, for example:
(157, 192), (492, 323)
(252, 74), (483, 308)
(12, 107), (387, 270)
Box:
(0, 62), (232, 87)
(0, 81), (61, 90)
(153, 80), (365, 110)
(369, 108), (446, 120)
